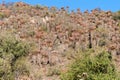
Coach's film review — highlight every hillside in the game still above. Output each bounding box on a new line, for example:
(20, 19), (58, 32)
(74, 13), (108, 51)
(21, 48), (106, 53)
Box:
(0, 2), (120, 80)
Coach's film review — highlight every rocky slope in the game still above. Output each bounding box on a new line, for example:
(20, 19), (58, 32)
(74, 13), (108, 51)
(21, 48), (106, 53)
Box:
(0, 2), (120, 80)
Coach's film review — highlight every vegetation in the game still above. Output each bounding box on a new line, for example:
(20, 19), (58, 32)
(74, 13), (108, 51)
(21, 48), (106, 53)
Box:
(113, 11), (120, 20)
(0, 12), (5, 19)
(0, 33), (30, 79)
(61, 49), (120, 80)
(0, 1), (120, 80)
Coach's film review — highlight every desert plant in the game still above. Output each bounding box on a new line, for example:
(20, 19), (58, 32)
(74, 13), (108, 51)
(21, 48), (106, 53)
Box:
(0, 58), (14, 80)
(35, 4), (42, 9)
(61, 49), (119, 80)
(0, 12), (6, 19)
(13, 57), (30, 78)
(47, 67), (61, 76)
(113, 11), (120, 20)
(98, 39), (106, 47)
(0, 33), (30, 79)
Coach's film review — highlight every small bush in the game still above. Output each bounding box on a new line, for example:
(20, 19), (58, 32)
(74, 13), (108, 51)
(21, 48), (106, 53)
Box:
(98, 39), (106, 47)
(0, 58), (12, 79)
(13, 57), (30, 76)
(0, 33), (30, 79)
(113, 11), (120, 20)
(61, 50), (119, 80)
(47, 67), (61, 76)
(35, 4), (42, 9)
(0, 12), (6, 19)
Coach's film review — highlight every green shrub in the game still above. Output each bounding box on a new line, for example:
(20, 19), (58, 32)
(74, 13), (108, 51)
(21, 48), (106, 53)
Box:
(61, 50), (119, 80)
(47, 67), (61, 76)
(98, 39), (106, 47)
(0, 35), (30, 59)
(0, 58), (12, 78)
(113, 11), (120, 20)
(13, 57), (30, 76)
(0, 34), (30, 79)
(35, 4), (42, 9)
(0, 12), (6, 19)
